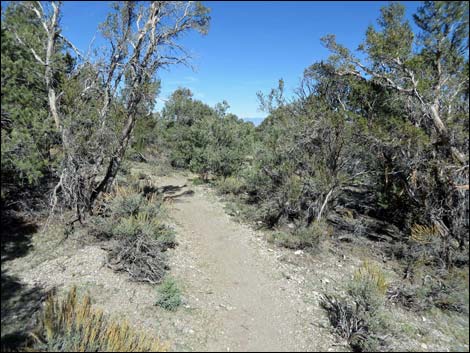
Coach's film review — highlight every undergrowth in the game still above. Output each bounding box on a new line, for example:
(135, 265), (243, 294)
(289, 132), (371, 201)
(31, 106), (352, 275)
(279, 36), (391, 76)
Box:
(155, 277), (182, 311)
(321, 261), (391, 352)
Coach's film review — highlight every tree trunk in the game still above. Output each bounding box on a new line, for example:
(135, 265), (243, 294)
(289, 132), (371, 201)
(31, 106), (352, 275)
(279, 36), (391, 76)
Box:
(89, 102), (139, 209)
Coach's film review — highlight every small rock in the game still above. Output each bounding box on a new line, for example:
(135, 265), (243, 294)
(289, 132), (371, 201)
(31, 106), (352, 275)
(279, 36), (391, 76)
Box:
(294, 250), (304, 255)
(421, 343), (427, 349)
(219, 303), (234, 311)
(183, 327), (195, 335)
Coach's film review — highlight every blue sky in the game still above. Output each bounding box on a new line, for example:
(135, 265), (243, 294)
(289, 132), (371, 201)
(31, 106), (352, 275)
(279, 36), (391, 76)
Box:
(58, 1), (421, 120)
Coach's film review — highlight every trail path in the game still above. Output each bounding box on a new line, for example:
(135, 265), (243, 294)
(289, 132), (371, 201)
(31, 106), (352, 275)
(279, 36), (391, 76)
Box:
(156, 173), (337, 351)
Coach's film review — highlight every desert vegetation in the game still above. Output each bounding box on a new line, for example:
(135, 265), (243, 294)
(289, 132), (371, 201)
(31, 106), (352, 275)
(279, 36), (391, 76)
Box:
(1, 1), (468, 352)
(27, 287), (168, 352)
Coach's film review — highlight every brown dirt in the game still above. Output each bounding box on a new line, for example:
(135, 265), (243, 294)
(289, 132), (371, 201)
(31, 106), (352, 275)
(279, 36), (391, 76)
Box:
(156, 173), (339, 352)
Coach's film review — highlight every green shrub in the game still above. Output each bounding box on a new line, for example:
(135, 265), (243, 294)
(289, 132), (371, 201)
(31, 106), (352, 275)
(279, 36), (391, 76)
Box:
(89, 216), (115, 239)
(155, 277), (182, 311)
(91, 185), (174, 247)
(112, 212), (176, 250)
(322, 262), (390, 352)
(113, 216), (140, 237)
(27, 287), (167, 352)
(215, 176), (245, 195)
(268, 221), (328, 250)
(109, 191), (166, 220)
(108, 189), (144, 217)
(388, 267), (469, 313)
(91, 187), (175, 284)
(141, 196), (167, 219)
(268, 231), (293, 247)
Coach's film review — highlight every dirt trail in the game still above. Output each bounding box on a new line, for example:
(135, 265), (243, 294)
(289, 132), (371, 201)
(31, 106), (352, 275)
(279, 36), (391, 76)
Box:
(157, 174), (336, 351)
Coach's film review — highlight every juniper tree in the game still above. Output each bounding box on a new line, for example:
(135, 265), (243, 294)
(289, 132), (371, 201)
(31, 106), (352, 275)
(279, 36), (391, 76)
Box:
(318, 1), (469, 264)
(1, 3), (72, 204)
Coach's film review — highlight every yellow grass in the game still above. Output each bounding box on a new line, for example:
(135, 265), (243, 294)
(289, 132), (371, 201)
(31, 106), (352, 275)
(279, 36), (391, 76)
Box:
(29, 287), (168, 352)
(353, 260), (388, 295)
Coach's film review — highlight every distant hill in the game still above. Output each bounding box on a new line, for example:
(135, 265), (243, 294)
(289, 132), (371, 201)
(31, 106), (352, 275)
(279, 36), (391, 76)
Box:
(242, 117), (265, 126)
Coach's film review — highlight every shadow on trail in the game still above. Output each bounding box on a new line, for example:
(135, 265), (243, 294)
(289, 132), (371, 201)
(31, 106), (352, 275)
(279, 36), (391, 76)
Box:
(1, 271), (50, 351)
(163, 189), (195, 202)
(1, 211), (47, 350)
(1, 211), (38, 263)
(142, 183), (195, 202)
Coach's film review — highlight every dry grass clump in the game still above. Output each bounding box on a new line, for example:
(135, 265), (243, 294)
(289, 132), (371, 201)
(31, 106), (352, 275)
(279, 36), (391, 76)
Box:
(410, 224), (440, 244)
(28, 287), (168, 352)
(352, 261), (388, 296)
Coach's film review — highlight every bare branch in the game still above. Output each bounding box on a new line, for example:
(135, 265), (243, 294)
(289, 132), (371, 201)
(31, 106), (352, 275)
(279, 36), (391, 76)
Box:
(12, 32), (45, 65)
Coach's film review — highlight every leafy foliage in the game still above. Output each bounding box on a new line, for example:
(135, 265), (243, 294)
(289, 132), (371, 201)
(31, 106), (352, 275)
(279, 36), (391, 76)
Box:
(0, 3), (70, 202)
(158, 89), (255, 180)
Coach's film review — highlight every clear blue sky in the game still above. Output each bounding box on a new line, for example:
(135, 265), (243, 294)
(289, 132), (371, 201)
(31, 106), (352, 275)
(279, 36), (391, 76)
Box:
(58, 1), (421, 120)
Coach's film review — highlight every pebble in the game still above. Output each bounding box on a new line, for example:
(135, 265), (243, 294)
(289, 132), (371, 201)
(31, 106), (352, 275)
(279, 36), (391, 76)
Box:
(219, 303), (234, 311)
